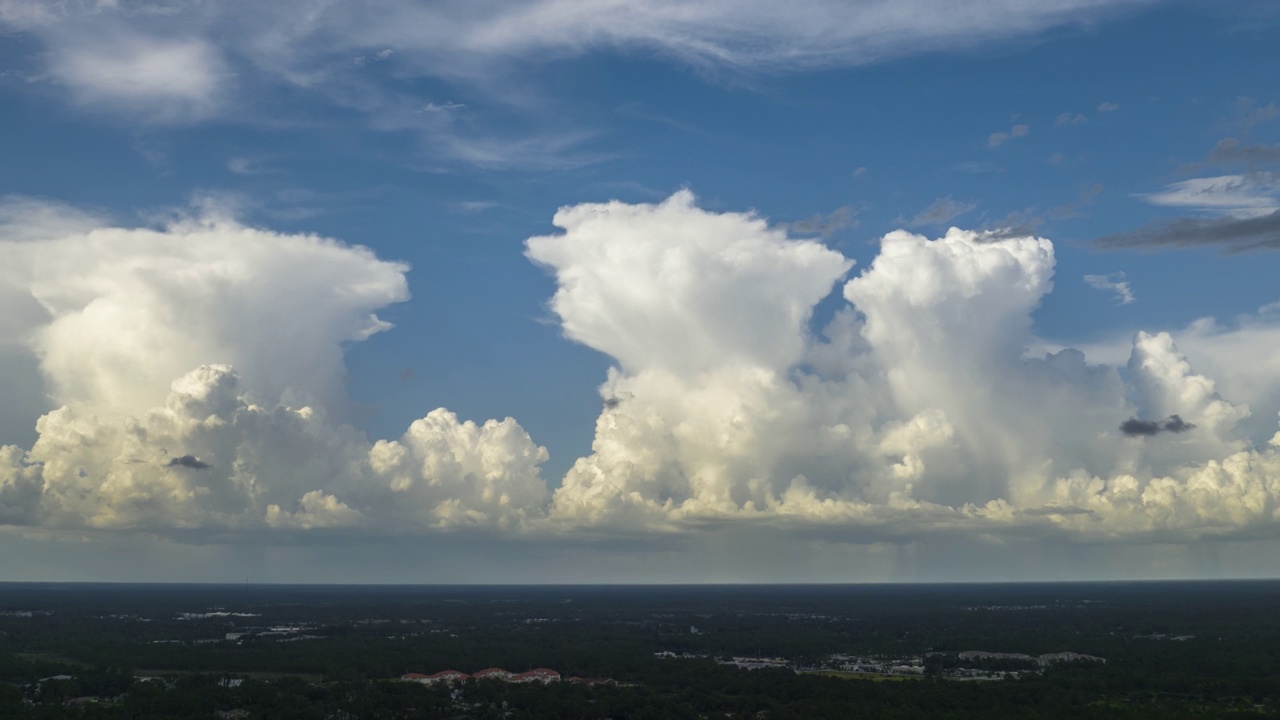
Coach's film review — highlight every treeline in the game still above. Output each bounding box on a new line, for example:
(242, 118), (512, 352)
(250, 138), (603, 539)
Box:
(2, 666), (1276, 720)
(4, 582), (1280, 717)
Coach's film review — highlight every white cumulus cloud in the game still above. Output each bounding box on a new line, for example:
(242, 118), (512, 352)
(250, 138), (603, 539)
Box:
(0, 198), (551, 536)
(0, 198), (409, 417)
(534, 193), (1280, 543)
(5, 190), (1280, 550)
(525, 190), (853, 375)
(2, 364), (550, 534)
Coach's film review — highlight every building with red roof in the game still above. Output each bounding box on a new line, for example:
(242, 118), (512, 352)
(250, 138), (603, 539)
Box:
(510, 668), (560, 683)
(403, 667), (595, 685)
(402, 670), (470, 685)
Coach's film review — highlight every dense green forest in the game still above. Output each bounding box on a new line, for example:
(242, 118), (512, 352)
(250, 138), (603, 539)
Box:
(2, 582), (1279, 718)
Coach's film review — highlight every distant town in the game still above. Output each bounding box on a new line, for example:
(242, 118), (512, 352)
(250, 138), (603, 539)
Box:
(401, 668), (617, 685)
(657, 649), (1106, 682)
(0, 582), (1261, 718)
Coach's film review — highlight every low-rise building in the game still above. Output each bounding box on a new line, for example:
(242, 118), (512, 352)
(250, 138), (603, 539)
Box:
(1037, 652), (1105, 666)
(510, 668), (560, 684)
(402, 670), (471, 685)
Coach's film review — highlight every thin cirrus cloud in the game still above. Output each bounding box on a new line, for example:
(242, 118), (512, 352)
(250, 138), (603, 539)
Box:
(0, 0), (1160, 170)
(1094, 173), (1280, 252)
(44, 31), (230, 122)
(5, 190), (1280, 547)
(3, 1), (1154, 125)
(1141, 173), (1279, 215)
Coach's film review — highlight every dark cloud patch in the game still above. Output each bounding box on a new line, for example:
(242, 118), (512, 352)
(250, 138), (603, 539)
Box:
(1227, 99), (1280, 133)
(904, 196), (976, 227)
(1093, 209), (1280, 253)
(1208, 138), (1280, 165)
(790, 206), (857, 236)
(1120, 415), (1196, 437)
(166, 455), (212, 470)
(602, 390), (634, 411)
(980, 183), (1103, 239)
(1120, 419), (1161, 436)
(980, 212), (1043, 239)
(1161, 415), (1196, 433)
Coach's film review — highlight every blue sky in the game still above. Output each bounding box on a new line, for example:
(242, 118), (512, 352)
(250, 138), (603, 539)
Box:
(1, 0), (1280, 582)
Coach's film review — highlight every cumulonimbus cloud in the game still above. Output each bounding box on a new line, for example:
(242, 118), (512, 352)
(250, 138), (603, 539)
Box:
(0, 197), (410, 416)
(4, 191), (1280, 546)
(522, 192), (1280, 542)
(0, 198), (551, 536)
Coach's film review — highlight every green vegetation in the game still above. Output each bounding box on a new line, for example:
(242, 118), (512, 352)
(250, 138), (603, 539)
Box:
(1, 581), (1279, 718)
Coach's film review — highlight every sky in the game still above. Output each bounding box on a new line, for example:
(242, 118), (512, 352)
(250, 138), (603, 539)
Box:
(2, 0), (1280, 583)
